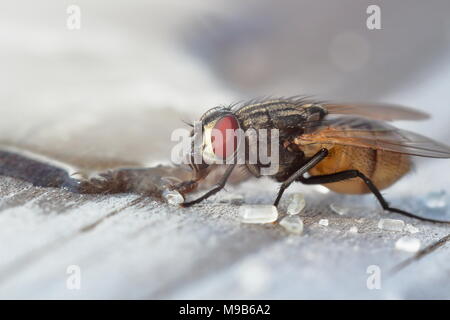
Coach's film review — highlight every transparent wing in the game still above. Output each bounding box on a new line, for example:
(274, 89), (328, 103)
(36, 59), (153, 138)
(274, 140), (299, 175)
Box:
(324, 103), (429, 121)
(298, 116), (450, 158)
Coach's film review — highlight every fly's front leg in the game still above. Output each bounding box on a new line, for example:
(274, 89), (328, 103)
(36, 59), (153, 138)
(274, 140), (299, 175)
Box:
(273, 148), (329, 206)
(167, 163), (211, 196)
(169, 179), (199, 195)
(182, 164), (236, 207)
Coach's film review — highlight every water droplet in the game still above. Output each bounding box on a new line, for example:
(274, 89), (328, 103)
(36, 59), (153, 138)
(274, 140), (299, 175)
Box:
(319, 219), (329, 227)
(395, 237), (421, 253)
(286, 193), (306, 215)
(239, 205), (278, 224)
(162, 189), (184, 206)
(377, 218), (404, 232)
(425, 190), (447, 209)
(279, 215), (304, 235)
(329, 203), (350, 216)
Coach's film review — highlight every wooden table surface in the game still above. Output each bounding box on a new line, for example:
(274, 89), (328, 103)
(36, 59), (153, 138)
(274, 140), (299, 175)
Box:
(0, 172), (449, 299)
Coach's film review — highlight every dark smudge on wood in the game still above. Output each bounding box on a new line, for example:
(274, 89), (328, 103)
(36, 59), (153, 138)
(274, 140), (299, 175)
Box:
(0, 148), (251, 201)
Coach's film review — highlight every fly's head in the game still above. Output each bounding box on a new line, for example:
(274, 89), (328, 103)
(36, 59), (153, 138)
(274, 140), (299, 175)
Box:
(186, 107), (242, 177)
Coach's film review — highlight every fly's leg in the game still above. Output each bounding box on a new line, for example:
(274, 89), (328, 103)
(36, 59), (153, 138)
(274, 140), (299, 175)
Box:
(298, 170), (434, 222)
(181, 164), (236, 207)
(169, 163), (212, 197)
(170, 179), (199, 195)
(273, 148), (328, 206)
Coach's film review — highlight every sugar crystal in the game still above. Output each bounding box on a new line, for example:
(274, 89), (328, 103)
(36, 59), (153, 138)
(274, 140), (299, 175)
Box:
(279, 215), (304, 234)
(239, 205), (278, 224)
(162, 189), (184, 206)
(286, 193), (306, 215)
(377, 218), (404, 231)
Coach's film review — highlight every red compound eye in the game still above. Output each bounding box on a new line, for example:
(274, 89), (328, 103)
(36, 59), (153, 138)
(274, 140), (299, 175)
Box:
(211, 115), (239, 159)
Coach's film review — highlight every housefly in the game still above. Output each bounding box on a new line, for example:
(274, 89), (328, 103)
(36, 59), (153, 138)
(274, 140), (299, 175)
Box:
(171, 97), (450, 222)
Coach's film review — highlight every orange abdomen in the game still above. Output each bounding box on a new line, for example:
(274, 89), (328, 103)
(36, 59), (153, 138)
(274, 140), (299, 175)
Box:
(308, 145), (411, 194)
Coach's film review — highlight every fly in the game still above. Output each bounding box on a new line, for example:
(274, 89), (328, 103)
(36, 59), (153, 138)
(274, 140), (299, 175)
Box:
(171, 97), (450, 223)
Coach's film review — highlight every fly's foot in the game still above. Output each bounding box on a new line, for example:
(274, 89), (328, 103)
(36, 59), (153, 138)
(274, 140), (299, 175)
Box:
(169, 180), (198, 195)
(161, 179), (199, 206)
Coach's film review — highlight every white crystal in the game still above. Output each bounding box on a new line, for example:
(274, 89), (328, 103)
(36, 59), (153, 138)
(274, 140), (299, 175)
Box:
(395, 237), (421, 253)
(348, 226), (358, 233)
(425, 190), (447, 209)
(319, 219), (329, 226)
(279, 215), (304, 234)
(239, 205), (278, 224)
(329, 203), (350, 216)
(405, 224), (419, 234)
(162, 189), (184, 205)
(286, 193), (306, 215)
(377, 218), (405, 231)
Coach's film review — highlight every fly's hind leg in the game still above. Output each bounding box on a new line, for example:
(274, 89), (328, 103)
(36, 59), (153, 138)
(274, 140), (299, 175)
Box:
(298, 170), (429, 221)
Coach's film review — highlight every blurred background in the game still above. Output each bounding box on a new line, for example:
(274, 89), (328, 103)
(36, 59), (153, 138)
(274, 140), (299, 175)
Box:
(1, 0), (450, 171)
(0, 0), (449, 299)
